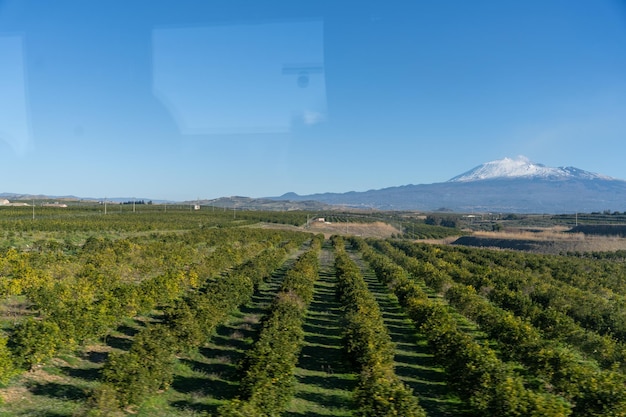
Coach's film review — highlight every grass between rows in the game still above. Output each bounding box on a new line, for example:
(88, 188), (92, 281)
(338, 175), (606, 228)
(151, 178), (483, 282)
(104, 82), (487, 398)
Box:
(285, 245), (357, 416)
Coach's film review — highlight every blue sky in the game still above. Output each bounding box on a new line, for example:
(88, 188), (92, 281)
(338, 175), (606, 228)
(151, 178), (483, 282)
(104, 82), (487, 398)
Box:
(1, 0), (625, 201)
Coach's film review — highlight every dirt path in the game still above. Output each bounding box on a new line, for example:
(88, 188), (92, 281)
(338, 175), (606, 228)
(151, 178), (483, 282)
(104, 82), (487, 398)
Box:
(284, 242), (357, 416)
(348, 249), (469, 417)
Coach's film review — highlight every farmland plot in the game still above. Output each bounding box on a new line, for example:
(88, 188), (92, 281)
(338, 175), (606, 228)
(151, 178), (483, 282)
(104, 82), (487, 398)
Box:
(2, 207), (626, 416)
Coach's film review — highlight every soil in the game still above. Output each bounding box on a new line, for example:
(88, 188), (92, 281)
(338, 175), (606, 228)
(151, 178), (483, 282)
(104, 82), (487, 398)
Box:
(306, 221), (400, 239)
(253, 221), (401, 239)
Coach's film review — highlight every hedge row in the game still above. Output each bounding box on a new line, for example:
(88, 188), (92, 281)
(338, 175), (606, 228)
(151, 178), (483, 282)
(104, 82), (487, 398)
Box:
(219, 236), (322, 416)
(445, 284), (626, 417)
(98, 239), (304, 408)
(489, 285), (626, 369)
(99, 324), (177, 408)
(353, 237), (571, 417)
(163, 241), (300, 350)
(387, 240), (626, 369)
(394, 241), (626, 352)
(333, 236), (425, 417)
(4, 229), (298, 376)
(385, 239), (626, 416)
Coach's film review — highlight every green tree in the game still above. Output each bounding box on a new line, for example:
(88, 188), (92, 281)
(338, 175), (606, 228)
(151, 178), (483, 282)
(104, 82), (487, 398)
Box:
(10, 318), (61, 369)
(0, 335), (16, 386)
(101, 325), (176, 406)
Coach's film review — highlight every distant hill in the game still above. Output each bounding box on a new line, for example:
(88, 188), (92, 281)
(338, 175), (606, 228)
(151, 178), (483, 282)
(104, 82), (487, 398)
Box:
(0, 193), (171, 205)
(269, 156), (626, 213)
(0, 192), (80, 201)
(5, 157), (625, 214)
(0, 193), (329, 211)
(189, 196), (331, 211)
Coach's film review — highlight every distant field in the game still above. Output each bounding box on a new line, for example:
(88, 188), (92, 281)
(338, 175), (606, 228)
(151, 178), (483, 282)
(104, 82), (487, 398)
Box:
(569, 224), (626, 237)
(453, 229), (626, 254)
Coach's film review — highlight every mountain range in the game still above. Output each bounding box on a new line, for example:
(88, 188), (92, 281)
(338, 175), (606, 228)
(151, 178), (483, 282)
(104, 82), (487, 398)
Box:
(3, 157), (625, 214)
(270, 156), (626, 213)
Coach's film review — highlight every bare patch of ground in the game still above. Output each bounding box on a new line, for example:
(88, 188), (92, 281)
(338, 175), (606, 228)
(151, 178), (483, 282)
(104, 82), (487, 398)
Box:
(418, 236), (462, 245)
(0, 295), (34, 325)
(248, 222), (304, 233)
(0, 386), (29, 404)
(307, 220), (400, 238)
(0, 367), (67, 407)
(251, 221), (401, 239)
(24, 367), (68, 384)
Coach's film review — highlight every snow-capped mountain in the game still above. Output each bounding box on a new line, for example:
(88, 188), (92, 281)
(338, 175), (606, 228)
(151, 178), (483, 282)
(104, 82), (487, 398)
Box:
(271, 157), (626, 213)
(449, 156), (613, 182)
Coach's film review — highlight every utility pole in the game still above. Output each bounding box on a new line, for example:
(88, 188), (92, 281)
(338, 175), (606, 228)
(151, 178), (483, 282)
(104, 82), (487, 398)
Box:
(32, 199), (35, 220)
(104, 197), (107, 215)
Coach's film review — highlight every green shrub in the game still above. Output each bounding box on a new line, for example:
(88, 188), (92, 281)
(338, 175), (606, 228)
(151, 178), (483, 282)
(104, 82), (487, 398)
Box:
(101, 325), (176, 406)
(10, 318), (61, 369)
(0, 335), (16, 386)
(354, 367), (425, 417)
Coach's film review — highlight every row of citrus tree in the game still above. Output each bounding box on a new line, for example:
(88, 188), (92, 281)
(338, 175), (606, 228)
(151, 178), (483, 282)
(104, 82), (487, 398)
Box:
(220, 235), (323, 416)
(0, 228), (309, 400)
(394, 240), (626, 371)
(95, 234), (309, 410)
(352, 237), (572, 417)
(333, 236), (425, 417)
(392, 240), (626, 370)
(373, 239), (626, 417)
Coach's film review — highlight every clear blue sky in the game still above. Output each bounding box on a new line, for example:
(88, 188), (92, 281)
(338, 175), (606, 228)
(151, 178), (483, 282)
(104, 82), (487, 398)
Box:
(1, 0), (625, 201)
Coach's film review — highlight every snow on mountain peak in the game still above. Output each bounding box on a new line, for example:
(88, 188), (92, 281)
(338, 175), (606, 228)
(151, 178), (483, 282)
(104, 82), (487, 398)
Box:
(448, 156), (612, 182)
